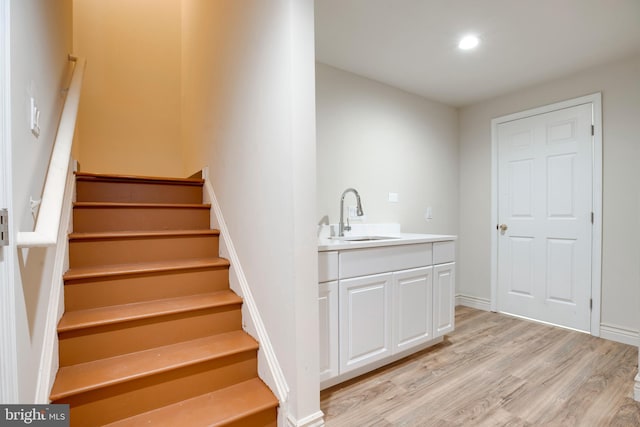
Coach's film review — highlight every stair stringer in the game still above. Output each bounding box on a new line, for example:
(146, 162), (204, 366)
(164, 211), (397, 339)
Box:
(36, 159), (76, 403)
(202, 167), (291, 421)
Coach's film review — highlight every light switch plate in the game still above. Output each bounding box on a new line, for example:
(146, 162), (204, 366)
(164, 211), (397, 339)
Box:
(388, 192), (399, 203)
(424, 207), (433, 221)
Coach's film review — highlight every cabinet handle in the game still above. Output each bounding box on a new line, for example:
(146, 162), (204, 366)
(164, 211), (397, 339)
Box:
(499, 224), (508, 232)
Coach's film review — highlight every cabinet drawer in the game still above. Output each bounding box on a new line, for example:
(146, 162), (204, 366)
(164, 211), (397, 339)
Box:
(433, 241), (455, 264)
(319, 251), (338, 282)
(339, 243), (432, 279)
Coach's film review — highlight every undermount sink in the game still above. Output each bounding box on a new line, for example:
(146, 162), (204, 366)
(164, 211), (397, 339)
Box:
(330, 235), (400, 242)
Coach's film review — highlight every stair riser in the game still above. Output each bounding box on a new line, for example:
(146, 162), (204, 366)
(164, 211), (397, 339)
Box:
(76, 180), (203, 204)
(53, 351), (258, 426)
(225, 408), (279, 427)
(73, 206), (210, 232)
(64, 267), (230, 310)
(69, 235), (219, 268)
(52, 173), (277, 425)
(59, 306), (242, 366)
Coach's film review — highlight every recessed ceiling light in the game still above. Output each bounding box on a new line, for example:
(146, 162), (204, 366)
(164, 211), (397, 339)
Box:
(458, 35), (480, 50)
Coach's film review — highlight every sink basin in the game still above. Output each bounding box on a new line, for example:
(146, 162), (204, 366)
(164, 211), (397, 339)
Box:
(330, 235), (400, 242)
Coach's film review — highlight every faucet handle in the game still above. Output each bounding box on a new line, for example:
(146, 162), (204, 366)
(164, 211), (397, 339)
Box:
(345, 217), (351, 232)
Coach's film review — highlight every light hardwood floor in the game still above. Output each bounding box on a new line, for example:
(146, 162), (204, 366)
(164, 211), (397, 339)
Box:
(321, 306), (640, 426)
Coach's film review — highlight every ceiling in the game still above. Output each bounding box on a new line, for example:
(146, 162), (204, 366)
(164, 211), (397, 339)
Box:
(315, 0), (640, 107)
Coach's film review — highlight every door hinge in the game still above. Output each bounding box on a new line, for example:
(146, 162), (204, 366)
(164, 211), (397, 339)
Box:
(591, 212), (594, 224)
(590, 298), (593, 310)
(591, 125), (595, 136)
(0, 208), (8, 246)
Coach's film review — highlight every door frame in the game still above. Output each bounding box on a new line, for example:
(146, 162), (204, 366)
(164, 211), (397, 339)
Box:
(0, 0), (18, 403)
(490, 93), (602, 336)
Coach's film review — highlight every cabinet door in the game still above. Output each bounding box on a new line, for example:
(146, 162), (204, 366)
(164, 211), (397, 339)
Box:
(339, 273), (393, 374)
(392, 267), (433, 353)
(434, 263), (455, 337)
(319, 281), (339, 381)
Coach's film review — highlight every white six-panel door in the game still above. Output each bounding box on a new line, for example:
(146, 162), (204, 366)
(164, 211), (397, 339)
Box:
(497, 103), (593, 332)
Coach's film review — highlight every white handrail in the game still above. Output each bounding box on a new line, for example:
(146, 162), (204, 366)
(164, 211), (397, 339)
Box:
(16, 55), (85, 248)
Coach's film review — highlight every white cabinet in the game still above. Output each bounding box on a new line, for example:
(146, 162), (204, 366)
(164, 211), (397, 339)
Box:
(319, 238), (456, 388)
(339, 273), (393, 374)
(319, 281), (338, 381)
(392, 267), (433, 352)
(434, 263), (455, 337)
(338, 266), (436, 374)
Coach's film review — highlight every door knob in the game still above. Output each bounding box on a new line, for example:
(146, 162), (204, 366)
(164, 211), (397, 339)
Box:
(499, 224), (508, 232)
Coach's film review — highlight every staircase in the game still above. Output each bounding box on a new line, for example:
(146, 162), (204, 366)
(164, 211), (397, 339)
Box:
(50, 172), (278, 426)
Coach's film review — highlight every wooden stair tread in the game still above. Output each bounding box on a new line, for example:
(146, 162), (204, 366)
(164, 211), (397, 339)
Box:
(50, 331), (258, 401)
(74, 202), (211, 209)
(58, 291), (242, 332)
(64, 257), (230, 280)
(53, 170), (277, 425)
(104, 378), (278, 427)
(75, 171), (204, 186)
(69, 229), (219, 240)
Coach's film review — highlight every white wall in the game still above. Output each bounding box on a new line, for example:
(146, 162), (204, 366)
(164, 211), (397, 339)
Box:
(9, 0), (73, 402)
(0, 0), (14, 404)
(316, 63), (458, 235)
(181, 1), (321, 424)
(459, 54), (640, 335)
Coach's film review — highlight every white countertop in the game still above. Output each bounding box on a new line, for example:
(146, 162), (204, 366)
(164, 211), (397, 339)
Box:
(317, 233), (457, 251)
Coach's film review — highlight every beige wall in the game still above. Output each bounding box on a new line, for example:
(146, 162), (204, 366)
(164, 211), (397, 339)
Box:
(316, 63), (459, 235)
(9, 0), (73, 402)
(181, 0), (320, 423)
(73, 0), (184, 176)
(70, 1), (322, 420)
(459, 54), (640, 335)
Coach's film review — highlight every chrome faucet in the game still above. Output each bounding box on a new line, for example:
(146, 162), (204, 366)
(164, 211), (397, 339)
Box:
(339, 188), (364, 237)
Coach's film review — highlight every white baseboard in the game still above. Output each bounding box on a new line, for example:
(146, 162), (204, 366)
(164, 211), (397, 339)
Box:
(456, 294), (491, 311)
(599, 323), (639, 347)
(286, 410), (325, 427)
(202, 167), (290, 410)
